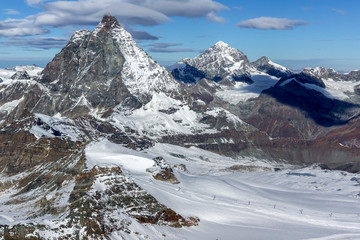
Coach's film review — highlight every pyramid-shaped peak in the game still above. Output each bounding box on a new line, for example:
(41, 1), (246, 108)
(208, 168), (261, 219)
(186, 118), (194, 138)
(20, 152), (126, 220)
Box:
(253, 56), (271, 65)
(259, 56), (270, 61)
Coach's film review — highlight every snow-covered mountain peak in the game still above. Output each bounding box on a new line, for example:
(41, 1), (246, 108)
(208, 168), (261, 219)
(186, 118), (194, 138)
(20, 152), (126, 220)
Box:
(212, 40), (230, 49)
(175, 42), (255, 83)
(204, 41), (247, 60)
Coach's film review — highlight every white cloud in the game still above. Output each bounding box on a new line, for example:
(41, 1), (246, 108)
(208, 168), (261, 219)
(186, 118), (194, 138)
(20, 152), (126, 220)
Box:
(147, 42), (199, 53)
(25, 0), (50, 7)
(4, 9), (20, 15)
(3, 37), (68, 49)
(141, 0), (228, 18)
(0, 17), (48, 37)
(332, 8), (345, 15)
(236, 17), (307, 30)
(35, 0), (171, 27)
(206, 12), (225, 23)
(0, 0), (228, 38)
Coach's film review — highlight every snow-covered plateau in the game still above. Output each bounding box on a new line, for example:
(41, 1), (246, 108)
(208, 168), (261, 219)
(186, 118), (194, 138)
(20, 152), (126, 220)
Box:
(86, 141), (360, 240)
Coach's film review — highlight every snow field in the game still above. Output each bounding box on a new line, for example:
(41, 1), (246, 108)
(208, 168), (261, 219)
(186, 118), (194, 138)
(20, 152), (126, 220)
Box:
(85, 140), (360, 240)
(216, 73), (279, 104)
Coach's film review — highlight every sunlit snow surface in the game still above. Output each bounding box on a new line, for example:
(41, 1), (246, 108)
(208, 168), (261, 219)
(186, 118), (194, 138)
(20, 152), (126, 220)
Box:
(111, 93), (215, 137)
(85, 140), (360, 240)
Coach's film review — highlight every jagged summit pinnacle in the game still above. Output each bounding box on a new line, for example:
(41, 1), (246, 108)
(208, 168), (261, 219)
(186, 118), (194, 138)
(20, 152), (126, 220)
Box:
(98, 14), (121, 32)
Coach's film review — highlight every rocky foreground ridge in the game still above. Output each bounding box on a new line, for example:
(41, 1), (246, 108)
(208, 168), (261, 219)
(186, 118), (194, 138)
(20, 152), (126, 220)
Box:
(1, 15), (360, 239)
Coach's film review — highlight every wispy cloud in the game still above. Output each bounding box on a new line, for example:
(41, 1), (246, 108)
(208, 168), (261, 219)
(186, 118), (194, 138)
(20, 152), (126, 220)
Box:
(0, 17), (49, 37)
(302, 6), (314, 11)
(147, 42), (199, 53)
(128, 30), (159, 41)
(2, 37), (68, 49)
(315, 39), (334, 42)
(3, 9), (20, 15)
(206, 12), (225, 23)
(25, 0), (50, 7)
(236, 17), (307, 30)
(332, 8), (345, 15)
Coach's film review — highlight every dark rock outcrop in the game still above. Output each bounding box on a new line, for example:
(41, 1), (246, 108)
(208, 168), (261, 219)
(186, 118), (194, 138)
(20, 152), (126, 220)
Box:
(10, 70), (31, 80)
(252, 56), (292, 78)
(171, 62), (206, 84)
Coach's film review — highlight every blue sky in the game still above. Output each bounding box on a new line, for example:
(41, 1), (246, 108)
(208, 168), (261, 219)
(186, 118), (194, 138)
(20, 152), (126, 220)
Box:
(0, 0), (359, 71)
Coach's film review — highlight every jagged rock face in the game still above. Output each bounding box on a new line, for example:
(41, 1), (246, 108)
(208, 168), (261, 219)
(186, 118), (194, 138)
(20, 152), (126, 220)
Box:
(1, 14), (185, 122)
(252, 56), (292, 78)
(39, 15), (182, 118)
(0, 114), (85, 175)
(347, 70), (360, 81)
(41, 16), (138, 116)
(0, 114), (198, 239)
(174, 41), (255, 84)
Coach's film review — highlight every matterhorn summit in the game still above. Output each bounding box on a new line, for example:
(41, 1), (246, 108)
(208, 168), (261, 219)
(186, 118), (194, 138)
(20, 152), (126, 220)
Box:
(40, 14), (181, 117)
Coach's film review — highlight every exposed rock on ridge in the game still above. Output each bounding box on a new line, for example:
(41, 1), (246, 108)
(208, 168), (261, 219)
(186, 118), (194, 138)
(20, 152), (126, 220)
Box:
(252, 56), (293, 78)
(173, 41), (255, 84)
